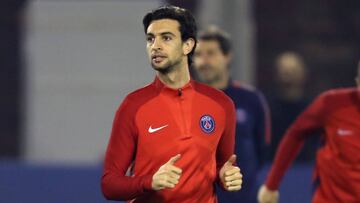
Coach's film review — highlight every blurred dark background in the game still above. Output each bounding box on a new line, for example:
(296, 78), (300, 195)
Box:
(255, 0), (360, 95)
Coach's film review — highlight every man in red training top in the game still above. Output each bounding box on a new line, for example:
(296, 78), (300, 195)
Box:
(101, 6), (243, 203)
(258, 61), (360, 203)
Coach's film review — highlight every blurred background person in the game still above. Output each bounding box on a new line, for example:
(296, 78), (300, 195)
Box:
(267, 52), (318, 162)
(193, 25), (271, 203)
(258, 61), (360, 203)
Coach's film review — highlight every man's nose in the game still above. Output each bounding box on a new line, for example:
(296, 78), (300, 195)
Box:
(151, 38), (162, 51)
(197, 56), (209, 65)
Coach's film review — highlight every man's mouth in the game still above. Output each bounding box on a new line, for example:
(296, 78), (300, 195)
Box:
(151, 54), (167, 64)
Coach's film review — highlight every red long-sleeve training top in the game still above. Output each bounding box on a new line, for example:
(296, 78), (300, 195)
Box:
(102, 77), (236, 203)
(266, 88), (360, 203)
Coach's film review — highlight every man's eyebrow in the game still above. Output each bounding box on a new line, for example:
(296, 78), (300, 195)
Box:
(160, 32), (176, 36)
(146, 32), (176, 37)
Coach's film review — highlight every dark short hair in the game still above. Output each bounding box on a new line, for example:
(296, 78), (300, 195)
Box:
(198, 25), (232, 55)
(143, 5), (197, 65)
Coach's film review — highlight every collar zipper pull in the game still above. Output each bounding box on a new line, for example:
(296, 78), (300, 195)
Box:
(178, 88), (182, 96)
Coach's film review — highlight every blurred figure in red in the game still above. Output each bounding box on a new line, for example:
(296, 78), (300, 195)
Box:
(258, 61), (360, 203)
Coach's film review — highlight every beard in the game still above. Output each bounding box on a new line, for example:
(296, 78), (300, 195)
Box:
(152, 57), (182, 74)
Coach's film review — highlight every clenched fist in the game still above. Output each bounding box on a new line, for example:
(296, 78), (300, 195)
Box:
(257, 185), (279, 203)
(152, 154), (182, 190)
(219, 154), (243, 191)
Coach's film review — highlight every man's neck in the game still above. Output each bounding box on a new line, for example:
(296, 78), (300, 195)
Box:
(157, 61), (191, 89)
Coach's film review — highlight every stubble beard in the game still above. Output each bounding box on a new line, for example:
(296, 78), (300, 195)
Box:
(152, 58), (182, 74)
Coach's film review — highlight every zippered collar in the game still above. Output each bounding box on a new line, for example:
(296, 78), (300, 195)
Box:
(153, 76), (195, 97)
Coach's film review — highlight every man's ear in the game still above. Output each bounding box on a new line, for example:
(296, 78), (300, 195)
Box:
(183, 38), (196, 55)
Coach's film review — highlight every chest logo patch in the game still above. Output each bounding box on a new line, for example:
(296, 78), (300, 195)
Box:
(148, 125), (168, 133)
(200, 115), (215, 134)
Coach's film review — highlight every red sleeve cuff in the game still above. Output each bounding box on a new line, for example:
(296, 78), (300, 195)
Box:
(141, 174), (154, 192)
(265, 178), (279, 191)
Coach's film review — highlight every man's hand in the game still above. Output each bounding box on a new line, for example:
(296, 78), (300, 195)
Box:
(257, 185), (279, 203)
(151, 154), (182, 191)
(219, 154), (243, 191)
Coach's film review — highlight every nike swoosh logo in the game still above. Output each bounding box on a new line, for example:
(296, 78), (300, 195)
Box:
(148, 125), (168, 133)
(337, 129), (353, 136)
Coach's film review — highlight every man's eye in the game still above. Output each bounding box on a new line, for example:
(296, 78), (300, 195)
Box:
(146, 37), (154, 43)
(163, 36), (172, 41)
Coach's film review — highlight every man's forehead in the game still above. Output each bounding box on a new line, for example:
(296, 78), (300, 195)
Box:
(197, 40), (221, 50)
(147, 19), (180, 35)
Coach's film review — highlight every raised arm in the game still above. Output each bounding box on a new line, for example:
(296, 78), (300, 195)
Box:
(258, 92), (327, 203)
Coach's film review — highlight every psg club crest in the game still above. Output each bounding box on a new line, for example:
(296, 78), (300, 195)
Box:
(199, 115), (215, 134)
